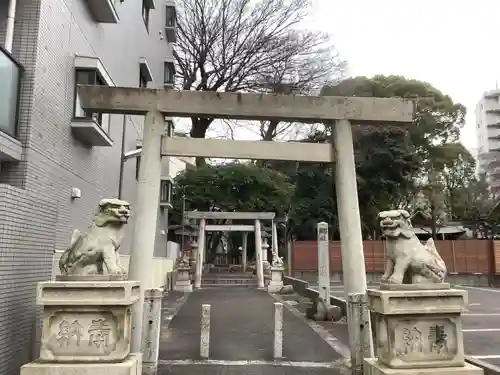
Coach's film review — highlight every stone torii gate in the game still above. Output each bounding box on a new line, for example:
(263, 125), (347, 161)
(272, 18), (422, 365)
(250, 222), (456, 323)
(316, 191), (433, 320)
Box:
(77, 86), (414, 366)
(184, 210), (277, 289)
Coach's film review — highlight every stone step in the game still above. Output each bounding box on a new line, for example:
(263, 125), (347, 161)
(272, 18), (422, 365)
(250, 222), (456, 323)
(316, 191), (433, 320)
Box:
(202, 273), (254, 279)
(201, 279), (257, 284)
(200, 284), (259, 288)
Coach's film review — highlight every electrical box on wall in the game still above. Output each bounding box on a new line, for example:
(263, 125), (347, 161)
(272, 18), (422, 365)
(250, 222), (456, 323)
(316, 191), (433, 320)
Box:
(71, 187), (82, 199)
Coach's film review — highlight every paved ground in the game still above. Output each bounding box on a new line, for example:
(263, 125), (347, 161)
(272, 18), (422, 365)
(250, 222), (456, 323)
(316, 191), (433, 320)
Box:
(308, 282), (500, 368)
(158, 288), (345, 375)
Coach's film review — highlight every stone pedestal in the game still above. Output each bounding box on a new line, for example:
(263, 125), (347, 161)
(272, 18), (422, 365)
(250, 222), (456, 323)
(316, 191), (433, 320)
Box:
(364, 358), (483, 375)
(174, 266), (193, 292)
(267, 267), (284, 293)
(21, 354), (142, 375)
(364, 287), (482, 375)
(21, 280), (140, 375)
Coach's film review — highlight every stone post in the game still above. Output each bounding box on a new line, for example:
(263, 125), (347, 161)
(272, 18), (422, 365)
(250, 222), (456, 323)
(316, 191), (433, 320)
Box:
(242, 233), (248, 271)
(142, 288), (163, 375)
(254, 219), (265, 289)
(194, 219), (206, 289)
(272, 220), (279, 259)
(261, 237), (269, 263)
(262, 236), (271, 280)
(317, 222), (331, 306)
(128, 110), (164, 354)
(200, 304), (211, 359)
(332, 119), (374, 363)
(273, 302), (283, 359)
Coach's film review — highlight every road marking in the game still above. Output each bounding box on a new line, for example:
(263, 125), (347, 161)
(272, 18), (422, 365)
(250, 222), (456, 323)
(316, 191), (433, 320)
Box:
(463, 328), (500, 332)
(464, 313), (500, 316)
(462, 286), (500, 293)
(158, 359), (347, 368)
(470, 355), (500, 359)
(469, 303), (481, 306)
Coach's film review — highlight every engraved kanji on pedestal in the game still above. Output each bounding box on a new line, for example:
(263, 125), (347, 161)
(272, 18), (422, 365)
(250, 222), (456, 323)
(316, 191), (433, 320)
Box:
(364, 288), (484, 375)
(38, 281), (139, 362)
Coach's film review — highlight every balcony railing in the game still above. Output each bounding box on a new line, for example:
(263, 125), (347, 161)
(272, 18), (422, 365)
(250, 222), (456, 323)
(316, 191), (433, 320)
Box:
(0, 45), (22, 138)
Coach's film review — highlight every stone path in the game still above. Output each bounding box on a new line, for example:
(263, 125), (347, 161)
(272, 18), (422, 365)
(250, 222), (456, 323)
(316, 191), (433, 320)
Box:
(158, 288), (345, 375)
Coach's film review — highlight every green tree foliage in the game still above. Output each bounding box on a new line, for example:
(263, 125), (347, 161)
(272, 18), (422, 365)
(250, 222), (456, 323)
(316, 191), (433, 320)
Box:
(269, 125), (421, 239)
(321, 75), (466, 162)
(270, 76), (467, 239)
(169, 76), (476, 240)
(171, 163), (294, 216)
(169, 163), (295, 255)
(431, 143), (477, 221)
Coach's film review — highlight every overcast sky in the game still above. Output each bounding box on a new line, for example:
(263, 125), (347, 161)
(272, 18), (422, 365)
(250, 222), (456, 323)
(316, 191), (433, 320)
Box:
(176, 1), (500, 153)
(305, 0), (500, 152)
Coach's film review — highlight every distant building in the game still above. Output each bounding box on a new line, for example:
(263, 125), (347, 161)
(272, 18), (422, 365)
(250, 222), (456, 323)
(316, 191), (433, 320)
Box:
(0, 0), (183, 373)
(475, 90), (500, 193)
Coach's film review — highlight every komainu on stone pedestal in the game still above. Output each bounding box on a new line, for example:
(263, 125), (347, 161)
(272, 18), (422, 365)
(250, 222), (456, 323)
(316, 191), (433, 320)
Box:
(58, 198), (130, 279)
(378, 209), (447, 288)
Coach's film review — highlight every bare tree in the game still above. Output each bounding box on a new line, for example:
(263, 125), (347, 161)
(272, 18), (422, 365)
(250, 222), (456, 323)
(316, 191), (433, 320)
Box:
(174, 0), (346, 165)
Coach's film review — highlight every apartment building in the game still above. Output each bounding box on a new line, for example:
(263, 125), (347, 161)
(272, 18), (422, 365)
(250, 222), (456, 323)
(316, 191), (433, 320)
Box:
(475, 90), (500, 192)
(0, 0), (187, 373)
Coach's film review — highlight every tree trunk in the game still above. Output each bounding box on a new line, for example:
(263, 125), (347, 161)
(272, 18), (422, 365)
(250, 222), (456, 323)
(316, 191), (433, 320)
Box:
(190, 117), (213, 167)
(255, 120), (280, 167)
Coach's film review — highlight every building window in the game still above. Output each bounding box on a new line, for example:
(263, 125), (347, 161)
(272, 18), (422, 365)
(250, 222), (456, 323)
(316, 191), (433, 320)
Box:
(165, 5), (177, 42)
(166, 6), (176, 27)
(164, 62), (175, 85)
(160, 179), (173, 206)
(166, 120), (174, 136)
(74, 69), (109, 132)
(142, 0), (150, 31)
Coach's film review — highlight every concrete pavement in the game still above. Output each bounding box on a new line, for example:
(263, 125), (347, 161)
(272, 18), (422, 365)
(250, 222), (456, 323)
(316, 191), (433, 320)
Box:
(158, 288), (346, 375)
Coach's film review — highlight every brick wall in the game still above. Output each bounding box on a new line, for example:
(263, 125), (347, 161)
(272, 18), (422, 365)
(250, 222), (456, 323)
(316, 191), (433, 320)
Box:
(0, 0), (175, 373)
(292, 240), (493, 275)
(0, 184), (56, 375)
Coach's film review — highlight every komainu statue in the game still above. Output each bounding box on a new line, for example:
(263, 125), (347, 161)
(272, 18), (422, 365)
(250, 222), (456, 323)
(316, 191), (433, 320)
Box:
(58, 198), (130, 279)
(378, 209), (447, 286)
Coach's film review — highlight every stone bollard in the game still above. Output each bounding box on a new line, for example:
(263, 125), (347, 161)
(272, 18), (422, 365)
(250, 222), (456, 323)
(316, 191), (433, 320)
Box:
(273, 302), (283, 359)
(200, 304), (211, 359)
(142, 288), (164, 375)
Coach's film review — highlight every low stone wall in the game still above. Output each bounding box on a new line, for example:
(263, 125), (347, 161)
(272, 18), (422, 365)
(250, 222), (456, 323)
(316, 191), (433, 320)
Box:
(291, 271), (491, 287)
(283, 276), (347, 316)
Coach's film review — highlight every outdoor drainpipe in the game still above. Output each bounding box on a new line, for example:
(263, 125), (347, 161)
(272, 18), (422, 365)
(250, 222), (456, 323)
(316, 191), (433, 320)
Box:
(118, 115), (127, 199)
(5, 0), (17, 53)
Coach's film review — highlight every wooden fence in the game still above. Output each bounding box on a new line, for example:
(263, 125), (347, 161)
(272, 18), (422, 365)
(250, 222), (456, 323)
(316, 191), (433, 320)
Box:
(292, 240), (495, 275)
